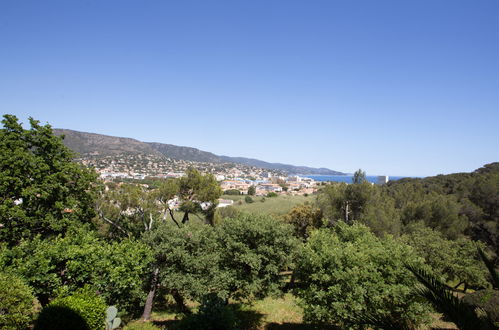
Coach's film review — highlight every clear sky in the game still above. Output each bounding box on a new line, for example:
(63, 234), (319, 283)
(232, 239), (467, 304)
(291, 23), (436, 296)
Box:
(1, 0), (498, 176)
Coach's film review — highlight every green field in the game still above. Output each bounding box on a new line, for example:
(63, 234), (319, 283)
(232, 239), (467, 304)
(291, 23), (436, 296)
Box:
(221, 194), (315, 216)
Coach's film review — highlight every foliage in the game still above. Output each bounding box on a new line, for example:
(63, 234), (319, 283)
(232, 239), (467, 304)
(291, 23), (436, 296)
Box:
(215, 206), (241, 222)
(352, 169), (366, 184)
(5, 227), (153, 313)
(358, 189), (401, 237)
(477, 246), (499, 289)
(174, 293), (239, 330)
(266, 192), (278, 197)
(401, 223), (490, 290)
(96, 183), (159, 239)
(0, 272), (40, 330)
(294, 223), (431, 329)
(400, 193), (468, 240)
(247, 185), (256, 196)
(224, 189), (241, 195)
(406, 264), (496, 330)
(462, 289), (499, 324)
(178, 167), (222, 224)
(282, 204), (323, 240)
(142, 222), (222, 304)
(386, 163), (499, 253)
(244, 196), (254, 203)
(217, 214), (298, 301)
(0, 114), (97, 246)
(35, 287), (107, 330)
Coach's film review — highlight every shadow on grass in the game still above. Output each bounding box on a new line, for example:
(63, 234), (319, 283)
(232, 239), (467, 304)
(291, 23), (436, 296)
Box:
(266, 323), (342, 330)
(151, 304), (265, 330)
(152, 319), (181, 329)
(235, 307), (265, 330)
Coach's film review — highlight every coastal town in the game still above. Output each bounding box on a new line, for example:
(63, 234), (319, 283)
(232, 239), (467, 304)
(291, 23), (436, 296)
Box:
(78, 152), (320, 197)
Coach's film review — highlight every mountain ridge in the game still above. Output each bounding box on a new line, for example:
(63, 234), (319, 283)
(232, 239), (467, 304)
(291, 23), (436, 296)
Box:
(54, 128), (346, 175)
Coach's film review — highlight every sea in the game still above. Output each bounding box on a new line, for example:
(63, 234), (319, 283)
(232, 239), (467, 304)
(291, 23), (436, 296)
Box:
(304, 175), (413, 184)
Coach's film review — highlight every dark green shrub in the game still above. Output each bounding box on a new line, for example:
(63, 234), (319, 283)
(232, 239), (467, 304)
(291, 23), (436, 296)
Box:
(217, 214), (298, 301)
(0, 272), (40, 330)
(175, 294), (238, 330)
(266, 192), (278, 197)
(35, 287), (106, 330)
(295, 223), (431, 328)
(244, 196), (254, 203)
(224, 189), (241, 195)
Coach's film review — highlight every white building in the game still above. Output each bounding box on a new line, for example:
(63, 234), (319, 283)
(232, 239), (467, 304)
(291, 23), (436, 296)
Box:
(377, 176), (389, 184)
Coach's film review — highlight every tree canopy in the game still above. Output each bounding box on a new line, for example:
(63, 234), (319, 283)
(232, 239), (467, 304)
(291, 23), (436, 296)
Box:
(0, 115), (97, 245)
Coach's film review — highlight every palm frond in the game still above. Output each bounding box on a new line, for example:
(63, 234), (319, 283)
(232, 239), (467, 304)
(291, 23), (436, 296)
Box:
(477, 246), (499, 289)
(406, 264), (496, 330)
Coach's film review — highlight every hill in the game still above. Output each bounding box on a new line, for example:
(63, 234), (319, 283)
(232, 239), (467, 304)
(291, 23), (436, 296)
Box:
(53, 129), (345, 175)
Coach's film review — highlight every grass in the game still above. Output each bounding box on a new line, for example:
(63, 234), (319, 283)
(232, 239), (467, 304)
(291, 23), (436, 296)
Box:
(222, 194), (315, 216)
(127, 292), (459, 330)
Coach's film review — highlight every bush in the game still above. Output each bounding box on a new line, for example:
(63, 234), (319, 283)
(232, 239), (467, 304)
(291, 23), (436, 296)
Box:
(174, 294), (238, 330)
(295, 223), (431, 328)
(266, 192), (278, 197)
(35, 287), (106, 330)
(6, 228), (153, 314)
(217, 214), (298, 300)
(0, 272), (40, 330)
(244, 196), (254, 203)
(224, 189), (241, 195)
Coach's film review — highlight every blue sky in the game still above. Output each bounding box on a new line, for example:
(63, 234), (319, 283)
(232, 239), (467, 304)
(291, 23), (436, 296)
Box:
(1, 0), (498, 176)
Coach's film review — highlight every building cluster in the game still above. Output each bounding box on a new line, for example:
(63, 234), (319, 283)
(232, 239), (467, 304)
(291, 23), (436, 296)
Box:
(77, 152), (318, 196)
(220, 175), (317, 196)
(77, 153), (284, 182)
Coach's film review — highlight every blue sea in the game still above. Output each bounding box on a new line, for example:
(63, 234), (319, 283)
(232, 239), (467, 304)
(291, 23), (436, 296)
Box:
(305, 175), (412, 184)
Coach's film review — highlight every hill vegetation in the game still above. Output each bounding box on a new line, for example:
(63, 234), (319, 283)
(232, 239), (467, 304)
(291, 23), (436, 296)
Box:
(53, 128), (345, 175)
(2, 115), (498, 329)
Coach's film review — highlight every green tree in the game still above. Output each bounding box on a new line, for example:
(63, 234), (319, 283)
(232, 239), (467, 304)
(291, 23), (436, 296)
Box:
(282, 204), (323, 240)
(0, 272), (40, 330)
(247, 185), (256, 196)
(0, 115), (97, 245)
(96, 183), (160, 239)
(352, 169), (367, 184)
(401, 223), (490, 291)
(358, 190), (401, 237)
(178, 168), (222, 225)
(216, 214), (298, 301)
(401, 194), (468, 239)
(4, 227), (153, 314)
(142, 222), (222, 314)
(294, 223), (431, 329)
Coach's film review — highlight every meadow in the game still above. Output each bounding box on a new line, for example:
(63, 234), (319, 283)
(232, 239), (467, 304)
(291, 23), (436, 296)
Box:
(221, 194), (314, 216)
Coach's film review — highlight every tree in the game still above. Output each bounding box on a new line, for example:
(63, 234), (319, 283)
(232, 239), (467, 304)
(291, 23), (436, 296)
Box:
(352, 169), (367, 184)
(247, 185), (256, 196)
(0, 115), (97, 245)
(294, 223), (431, 328)
(317, 182), (374, 224)
(4, 227), (153, 314)
(141, 222), (222, 315)
(0, 272), (40, 330)
(401, 194), (468, 240)
(282, 204), (323, 240)
(401, 223), (490, 291)
(96, 183), (160, 239)
(178, 168), (222, 225)
(216, 214), (298, 301)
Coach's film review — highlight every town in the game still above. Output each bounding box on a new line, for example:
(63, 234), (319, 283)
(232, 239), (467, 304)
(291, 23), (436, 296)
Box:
(78, 152), (319, 198)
